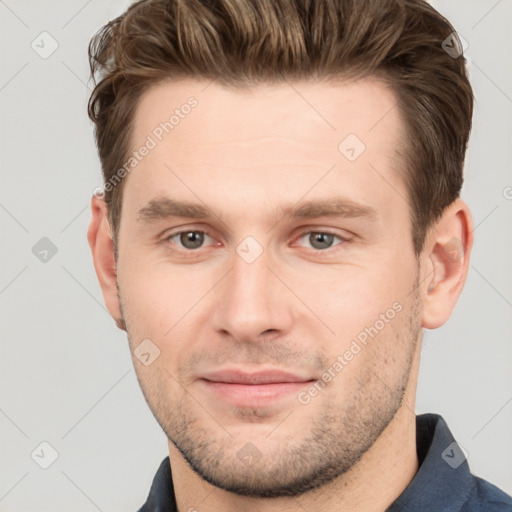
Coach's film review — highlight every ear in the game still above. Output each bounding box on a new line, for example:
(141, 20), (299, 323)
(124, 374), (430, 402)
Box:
(87, 195), (126, 331)
(421, 198), (474, 329)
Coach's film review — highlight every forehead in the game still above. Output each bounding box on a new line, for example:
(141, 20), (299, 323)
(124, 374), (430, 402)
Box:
(124, 77), (408, 222)
(131, 77), (405, 157)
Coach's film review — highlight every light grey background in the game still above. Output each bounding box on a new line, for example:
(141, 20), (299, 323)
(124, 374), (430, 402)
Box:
(1, 1), (511, 510)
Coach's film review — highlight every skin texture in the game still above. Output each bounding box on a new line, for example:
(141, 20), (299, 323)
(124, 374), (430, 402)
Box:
(88, 77), (473, 511)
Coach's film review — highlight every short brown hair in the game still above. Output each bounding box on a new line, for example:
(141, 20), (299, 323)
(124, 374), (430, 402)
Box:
(88, 0), (473, 256)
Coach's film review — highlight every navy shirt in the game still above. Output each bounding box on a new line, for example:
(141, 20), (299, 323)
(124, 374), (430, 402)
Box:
(138, 414), (512, 511)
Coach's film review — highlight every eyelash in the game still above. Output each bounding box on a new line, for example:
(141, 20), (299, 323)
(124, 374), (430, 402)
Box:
(163, 228), (349, 253)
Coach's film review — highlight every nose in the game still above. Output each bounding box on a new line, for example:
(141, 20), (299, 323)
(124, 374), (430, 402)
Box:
(211, 245), (295, 344)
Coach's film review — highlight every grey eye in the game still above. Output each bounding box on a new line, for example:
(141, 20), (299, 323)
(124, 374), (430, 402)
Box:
(308, 232), (336, 250)
(179, 231), (205, 249)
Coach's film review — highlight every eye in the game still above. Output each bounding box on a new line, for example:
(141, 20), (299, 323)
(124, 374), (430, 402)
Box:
(298, 231), (345, 251)
(166, 230), (214, 250)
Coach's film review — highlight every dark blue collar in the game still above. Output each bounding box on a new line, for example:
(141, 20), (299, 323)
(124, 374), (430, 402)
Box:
(387, 413), (475, 510)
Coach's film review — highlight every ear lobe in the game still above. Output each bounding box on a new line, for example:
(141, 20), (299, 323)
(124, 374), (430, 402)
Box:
(421, 200), (473, 329)
(87, 196), (126, 331)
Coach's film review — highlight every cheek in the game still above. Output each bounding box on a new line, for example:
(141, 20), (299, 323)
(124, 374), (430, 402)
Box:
(119, 254), (193, 319)
(327, 299), (416, 402)
(118, 256), (222, 372)
(291, 263), (410, 337)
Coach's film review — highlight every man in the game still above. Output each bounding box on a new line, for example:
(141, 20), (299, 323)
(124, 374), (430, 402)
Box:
(86, 0), (512, 510)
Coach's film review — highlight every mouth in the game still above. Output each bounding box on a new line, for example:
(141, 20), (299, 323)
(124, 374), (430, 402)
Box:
(198, 369), (316, 407)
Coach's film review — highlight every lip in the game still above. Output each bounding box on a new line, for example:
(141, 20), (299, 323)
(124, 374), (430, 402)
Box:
(198, 369), (316, 408)
(200, 369), (314, 385)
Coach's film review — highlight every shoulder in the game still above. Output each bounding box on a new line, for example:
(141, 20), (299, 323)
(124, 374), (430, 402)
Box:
(461, 476), (512, 512)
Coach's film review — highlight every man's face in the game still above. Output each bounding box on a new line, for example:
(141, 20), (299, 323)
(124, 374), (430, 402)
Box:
(116, 78), (423, 497)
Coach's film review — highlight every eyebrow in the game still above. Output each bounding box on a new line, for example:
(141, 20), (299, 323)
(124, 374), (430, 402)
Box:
(136, 197), (378, 223)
